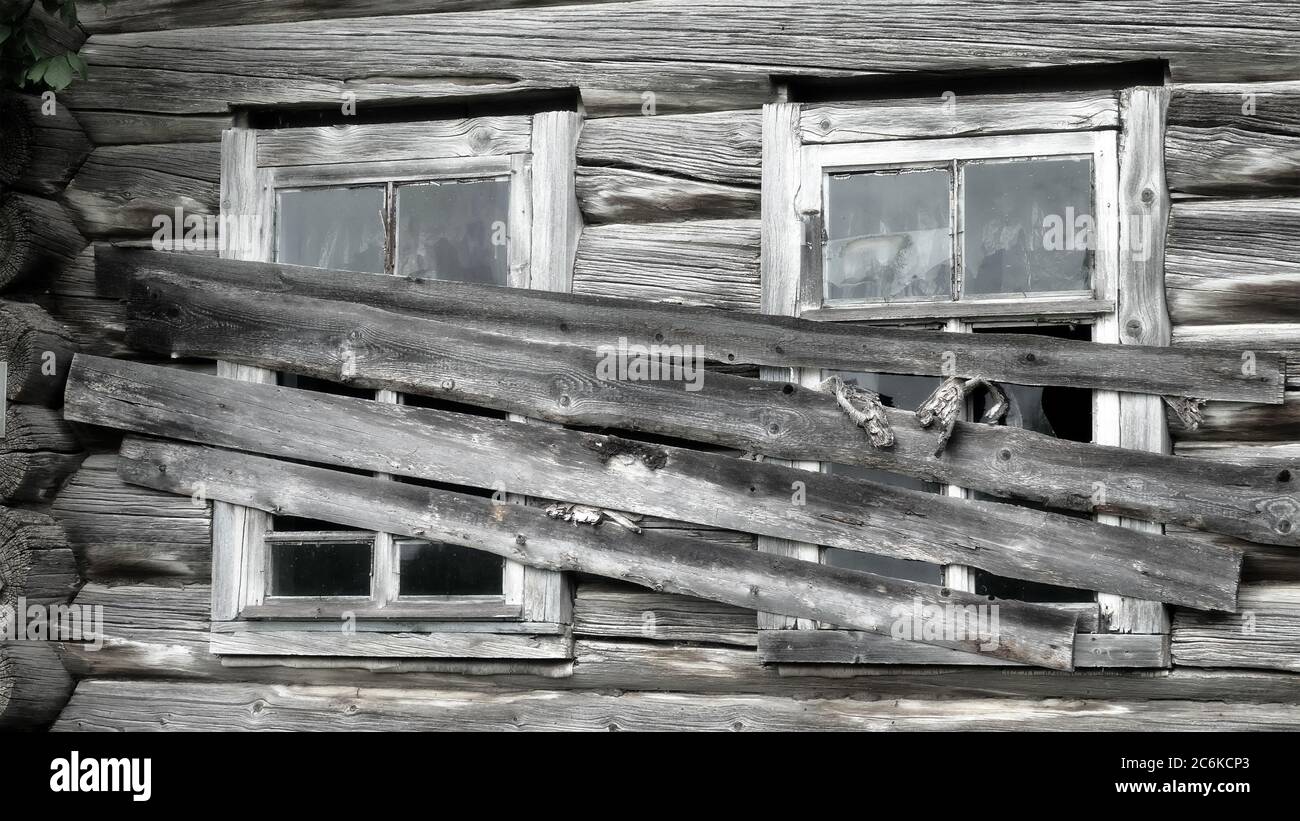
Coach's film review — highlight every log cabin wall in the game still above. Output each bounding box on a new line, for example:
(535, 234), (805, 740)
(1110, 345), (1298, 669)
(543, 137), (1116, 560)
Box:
(1, 0), (1298, 730)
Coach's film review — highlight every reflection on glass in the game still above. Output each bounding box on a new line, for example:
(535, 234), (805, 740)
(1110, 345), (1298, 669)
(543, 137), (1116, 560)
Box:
(824, 169), (951, 303)
(399, 540), (504, 596)
(276, 187), (386, 274)
(823, 371), (945, 583)
(269, 542), (372, 597)
(963, 157), (1093, 296)
(396, 178), (510, 285)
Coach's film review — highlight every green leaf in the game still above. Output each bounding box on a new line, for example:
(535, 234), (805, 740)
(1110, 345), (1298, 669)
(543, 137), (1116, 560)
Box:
(42, 53), (72, 90)
(26, 56), (49, 84)
(67, 50), (87, 79)
(0, 25), (12, 45)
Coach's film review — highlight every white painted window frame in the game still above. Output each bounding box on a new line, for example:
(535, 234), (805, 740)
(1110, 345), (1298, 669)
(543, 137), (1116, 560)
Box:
(759, 91), (1172, 666)
(212, 112), (582, 658)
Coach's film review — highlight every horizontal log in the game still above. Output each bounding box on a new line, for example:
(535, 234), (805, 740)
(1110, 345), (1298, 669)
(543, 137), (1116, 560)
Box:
(52, 680), (1300, 731)
(0, 194), (85, 292)
(73, 110), (231, 145)
(101, 247), (1286, 403)
(1166, 524), (1300, 584)
(1, 643), (75, 731)
(0, 506), (79, 608)
(573, 220), (762, 311)
(1172, 583), (1300, 673)
(759, 630), (1170, 669)
(0, 300), (79, 405)
(800, 91), (1118, 143)
(573, 580), (758, 647)
(0, 404), (83, 504)
(67, 355), (1245, 610)
(1169, 392), (1300, 443)
(0, 93), (93, 197)
(1173, 322), (1300, 389)
(575, 166), (759, 224)
(576, 110), (761, 185)
(1166, 199), (1300, 326)
(256, 116), (532, 167)
(51, 453), (212, 583)
(209, 631), (573, 658)
(1166, 82), (1300, 196)
(117, 436), (1082, 668)
(62, 143), (220, 239)
(104, 262), (1300, 547)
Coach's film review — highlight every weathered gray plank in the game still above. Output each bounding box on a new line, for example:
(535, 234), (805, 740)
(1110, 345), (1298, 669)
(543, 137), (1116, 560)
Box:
(0, 404), (83, 504)
(209, 631), (574, 659)
(1166, 82), (1300, 196)
(66, 355), (1246, 610)
(1, 643), (75, 731)
(99, 247), (1287, 403)
(573, 579), (758, 647)
(256, 116), (532, 167)
(62, 143), (220, 239)
(100, 260), (1300, 547)
(575, 166), (759, 224)
(576, 110), (761, 185)
(52, 680), (1300, 731)
(116, 436), (1082, 668)
(1172, 583), (1300, 672)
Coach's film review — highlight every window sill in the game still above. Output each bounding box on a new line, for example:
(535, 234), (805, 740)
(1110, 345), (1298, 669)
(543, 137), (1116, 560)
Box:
(241, 595), (523, 621)
(209, 622), (574, 659)
(801, 296), (1114, 323)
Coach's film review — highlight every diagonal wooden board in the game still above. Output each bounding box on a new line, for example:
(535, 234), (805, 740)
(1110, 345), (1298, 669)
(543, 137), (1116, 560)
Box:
(64, 354), (1243, 611)
(114, 435), (1081, 670)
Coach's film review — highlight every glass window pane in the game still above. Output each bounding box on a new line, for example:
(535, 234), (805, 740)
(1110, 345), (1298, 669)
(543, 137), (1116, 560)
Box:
(963, 157), (1093, 296)
(396, 178), (510, 285)
(270, 541), (372, 597)
(399, 540), (504, 596)
(276, 186), (387, 274)
(823, 371), (945, 582)
(824, 168), (952, 303)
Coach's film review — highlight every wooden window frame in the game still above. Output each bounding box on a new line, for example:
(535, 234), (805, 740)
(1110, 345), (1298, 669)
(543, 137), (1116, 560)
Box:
(212, 112), (582, 659)
(759, 89), (1173, 669)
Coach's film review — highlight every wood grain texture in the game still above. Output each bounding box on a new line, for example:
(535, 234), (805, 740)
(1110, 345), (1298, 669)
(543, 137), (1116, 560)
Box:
(800, 91), (1118, 143)
(51, 453), (212, 583)
(1166, 82), (1300, 196)
(0, 300), (79, 405)
(0, 194), (85, 292)
(52, 680), (1300, 731)
(575, 166), (759, 224)
(573, 219), (761, 310)
(0, 505), (79, 609)
(62, 143), (221, 239)
(1, 93), (93, 198)
(1167, 199), (1300, 326)
(72, 110), (231, 146)
(66, 354), (1245, 610)
(573, 580), (758, 647)
(577, 110), (761, 185)
(1173, 322), (1300, 389)
(1, 643), (75, 731)
(1172, 583), (1300, 672)
(0, 404), (83, 504)
(116, 437), (1082, 668)
(256, 116), (532, 167)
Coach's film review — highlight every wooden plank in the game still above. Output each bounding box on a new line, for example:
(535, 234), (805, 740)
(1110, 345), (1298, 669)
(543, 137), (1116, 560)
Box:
(1173, 322), (1300, 390)
(1166, 82), (1300, 196)
(573, 581), (758, 647)
(53, 681), (1300, 732)
(63, 143), (221, 239)
(759, 631), (1170, 669)
(1, 643), (75, 731)
(99, 262), (1299, 547)
(0, 301), (78, 406)
(1167, 199), (1300, 326)
(576, 110), (762, 185)
(0, 404), (84, 504)
(115, 436), (1082, 669)
(573, 219), (761, 311)
(1173, 583), (1300, 673)
(801, 297), (1113, 323)
(209, 631), (573, 659)
(575, 166), (759, 224)
(99, 247), (1287, 404)
(67, 355), (1246, 611)
(1171, 392), (1300, 445)
(73, 110), (231, 146)
(255, 116), (532, 167)
(799, 91), (1119, 143)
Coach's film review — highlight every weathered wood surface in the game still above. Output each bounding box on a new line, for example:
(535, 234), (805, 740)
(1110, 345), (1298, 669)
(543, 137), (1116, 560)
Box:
(577, 110), (761, 184)
(104, 266), (1300, 547)
(61, 3), (1300, 123)
(209, 631), (573, 659)
(1166, 82), (1300, 196)
(759, 631), (1171, 669)
(1167, 199), (1300, 326)
(0, 404), (83, 504)
(1170, 393), (1300, 443)
(575, 166), (759, 224)
(101, 247), (1286, 403)
(256, 116), (532, 167)
(0, 93), (93, 197)
(117, 436), (1082, 668)
(51, 453), (212, 583)
(0, 301), (79, 405)
(574, 580), (757, 647)
(799, 91), (1119, 143)
(67, 355), (1245, 610)
(72, 110), (230, 146)
(1, 643), (75, 731)
(1172, 583), (1300, 673)
(0, 506), (79, 608)
(573, 220), (762, 311)
(1167, 524), (1300, 584)
(0, 194), (85, 292)
(1174, 322), (1300, 390)
(53, 680), (1300, 731)
(62, 143), (220, 239)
